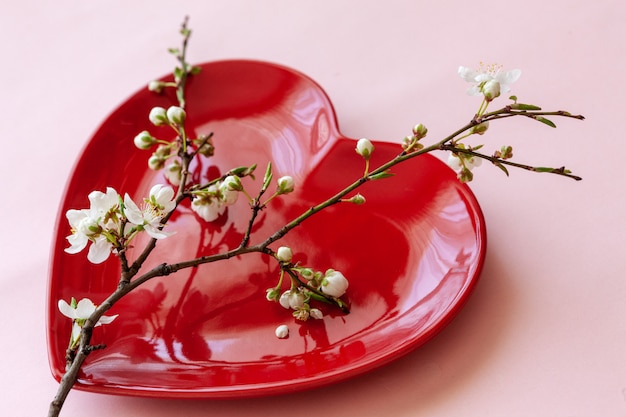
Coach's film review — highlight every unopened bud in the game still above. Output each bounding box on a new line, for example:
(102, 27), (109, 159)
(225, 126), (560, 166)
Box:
(276, 176), (295, 195)
(356, 138), (374, 159)
(412, 123), (428, 138)
(148, 154), (165, 170)
(349, 194), (366, 205)
(276, 246), (293, 263)
(149, 107), (168, 126)
(166, 106), (186, 125)
(470, 121), (489, 135)
(133, 130), (156, 150)
(148, 80), (165, 93)
(481, 79), (501, 102)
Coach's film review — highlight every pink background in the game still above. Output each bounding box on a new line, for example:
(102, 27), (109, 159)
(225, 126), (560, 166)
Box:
(1, 1), (624, 416)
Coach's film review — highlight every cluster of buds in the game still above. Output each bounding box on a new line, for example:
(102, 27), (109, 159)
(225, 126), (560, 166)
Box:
(266, 246), (349, 325)
(402, 123), (428, 154)
(133, 101), (215, 186)
(447, 145), (483, 183)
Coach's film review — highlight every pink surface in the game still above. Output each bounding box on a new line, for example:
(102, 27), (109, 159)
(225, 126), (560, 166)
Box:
(1, 1), (624, 416)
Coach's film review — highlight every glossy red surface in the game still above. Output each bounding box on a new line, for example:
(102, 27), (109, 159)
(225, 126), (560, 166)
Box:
(47, 60), (486, 398)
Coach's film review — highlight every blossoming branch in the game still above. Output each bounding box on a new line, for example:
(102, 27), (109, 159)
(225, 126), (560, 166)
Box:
(48, 18), (583, 417)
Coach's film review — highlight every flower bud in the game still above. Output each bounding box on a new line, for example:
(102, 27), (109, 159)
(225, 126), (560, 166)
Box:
(481, 79), (501, 102)
(164, 160), (183, 185)
(276, 246), (293, 263)
(166, 106), (186, 125)
(266, 287), (280, 301)
(299, 268), (315, 280)
(470, 121), (489, 135)
(275, 324), (289, 339)
(349, 194), (366, 205)
(276, 176), (295, 195)
(221, 175), (243, 192)
(134, 130), (156, 150)
(149, 107), (168, 126)
(148, 154), (165, 170)
(321, 269), (349, 298)
(355, 138), (374, 159)
(412, 123), (428, 139)
(148, 80), (165, 93)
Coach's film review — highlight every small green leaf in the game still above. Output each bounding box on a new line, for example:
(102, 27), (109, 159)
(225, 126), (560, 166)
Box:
(368, 170), (394, 180)
(509, 95), (518, 102)
(262, 162), (273, 191)
(536, 116), (557, 128)
(493, 161), (510, 176)
(173, 67), (183, 82)
(511, 103), (542, 111)
(168, 47), (180, 55)
(534, 167), (555, 173)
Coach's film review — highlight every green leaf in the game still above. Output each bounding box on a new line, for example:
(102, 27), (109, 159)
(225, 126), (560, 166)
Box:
(511, 103), (542, 111)
(493, 161), (510, 176)
(536, 116), (557, 128)
(168, 47), (180, 55)
(368, 170), (394, 180)
(509, 95), (518, 102)
(262, 162), (273, 191)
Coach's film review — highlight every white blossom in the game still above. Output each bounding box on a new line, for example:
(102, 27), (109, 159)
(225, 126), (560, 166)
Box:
(58, 298), (118, 343)
(190, 180), (239, 222)
(321, 269), (349, 298)
(124, 184), (176, 239)
(447, 153), (483, 172)
(64, 187), (120, 264)
(458, 63), (521, 100)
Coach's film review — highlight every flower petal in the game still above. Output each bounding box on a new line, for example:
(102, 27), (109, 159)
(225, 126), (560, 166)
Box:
(96, 314), (119, 326)
(74, 298), (97, 319)
(64, 233), (88, 254)
(458, 66), (478, 82)
(150, 184), (176, 213)
(87, 237), (112, 264)
(58, 299), (77, 319)
(496, 69), (522, 86)
(123, 194), (144, 225)
(144, 224), (173, 239)
(88, 187), (119, 213)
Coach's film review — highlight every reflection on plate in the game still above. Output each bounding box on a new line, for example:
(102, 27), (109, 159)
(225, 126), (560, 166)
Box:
(47, 60), (486, 398)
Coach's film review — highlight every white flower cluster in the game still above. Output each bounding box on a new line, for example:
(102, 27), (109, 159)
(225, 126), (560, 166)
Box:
(190, 175), (241, 222)
(58, 298), (118, 347)
(64, 184), (176, 264)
